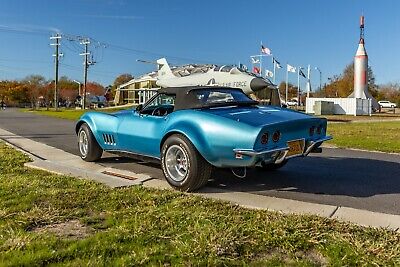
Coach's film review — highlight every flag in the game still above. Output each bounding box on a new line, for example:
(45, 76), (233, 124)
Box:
(261, 45), (271, 55)
(273, 58), (282, 69)
(299, 69), (306, 78)
(253, 66), (260, 74)
(265, 69), (273, 78)
(287, 64), (296, 73)
(251, 56), (260, 64)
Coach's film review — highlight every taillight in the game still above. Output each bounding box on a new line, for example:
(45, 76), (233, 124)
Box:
(261, 132), (269, 144)
(309, 126), (315, 136)
(272, 131), (281, 142)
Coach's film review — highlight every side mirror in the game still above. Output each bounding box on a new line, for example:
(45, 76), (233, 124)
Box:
(281, 104), (288, 108)
(135, 104), (143, 112)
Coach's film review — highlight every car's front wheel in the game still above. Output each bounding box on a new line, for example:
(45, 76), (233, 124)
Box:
(161, 134), (212, 192)
(78, 123), (103, 162)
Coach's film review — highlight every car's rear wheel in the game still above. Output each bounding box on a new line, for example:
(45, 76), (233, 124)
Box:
(259, 159), (288, 171)
(78, 123), (103, 162)
(161, 134), (212, 192)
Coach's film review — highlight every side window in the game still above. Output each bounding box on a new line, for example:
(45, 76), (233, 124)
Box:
(141, 94), (176, 116)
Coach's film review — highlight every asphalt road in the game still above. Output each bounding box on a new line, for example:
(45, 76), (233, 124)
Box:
(1, 108), (399, 215)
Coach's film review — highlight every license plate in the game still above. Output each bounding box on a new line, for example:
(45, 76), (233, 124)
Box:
(287, 140), (304, 157)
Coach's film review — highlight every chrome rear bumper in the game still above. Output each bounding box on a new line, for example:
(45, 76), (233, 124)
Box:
(233, 136), (332, 166)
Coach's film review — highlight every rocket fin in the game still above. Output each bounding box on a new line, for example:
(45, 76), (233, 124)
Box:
(348, 90), (380, 110)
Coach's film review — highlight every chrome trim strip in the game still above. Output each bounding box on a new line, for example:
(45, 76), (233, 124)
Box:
(105, 149), (161, 161)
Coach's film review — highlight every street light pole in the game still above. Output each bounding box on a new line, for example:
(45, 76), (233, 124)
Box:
(73, 80), (82, 96)
(73, 80), (82, 108)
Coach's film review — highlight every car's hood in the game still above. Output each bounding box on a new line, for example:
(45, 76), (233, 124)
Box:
(202, 106), (314, 127)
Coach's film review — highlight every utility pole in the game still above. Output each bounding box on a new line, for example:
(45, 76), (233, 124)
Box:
(80, 39), (91, 109)
(50, 34), (62, 110)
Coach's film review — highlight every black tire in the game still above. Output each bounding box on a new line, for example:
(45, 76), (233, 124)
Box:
(77, 123), (103, 162)
(161, 134), (212, 192)
(259, 159), (288, 171)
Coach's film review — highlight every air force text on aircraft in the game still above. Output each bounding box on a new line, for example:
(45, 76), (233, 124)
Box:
(220, 81), (247, 88)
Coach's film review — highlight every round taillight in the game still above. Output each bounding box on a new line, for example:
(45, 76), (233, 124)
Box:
(316, 125), (322, 135)
(261, 132), (269, 144)
(272, 131), (281, 142)
(309, 126), (315, 136)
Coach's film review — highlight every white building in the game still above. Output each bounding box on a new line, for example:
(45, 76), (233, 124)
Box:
(114, 72), (159, 105)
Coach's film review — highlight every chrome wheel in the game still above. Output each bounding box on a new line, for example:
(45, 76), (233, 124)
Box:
(78, 129), (88, 157)
(165, 145), (188, 182)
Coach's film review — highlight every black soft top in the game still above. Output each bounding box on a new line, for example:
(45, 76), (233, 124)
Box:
(157, 86), (257, 111)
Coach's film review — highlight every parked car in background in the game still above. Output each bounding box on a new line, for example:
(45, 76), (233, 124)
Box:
(75, 95), (108, 108)
(378, 100), (397, 108)
(286, 99), (298, 106)
(76, 86), (332, 192)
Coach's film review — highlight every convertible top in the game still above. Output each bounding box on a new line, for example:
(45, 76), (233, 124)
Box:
(157, 86), (257, 111)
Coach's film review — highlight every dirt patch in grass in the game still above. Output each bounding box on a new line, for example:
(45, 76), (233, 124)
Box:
(32, 220), (93, 239)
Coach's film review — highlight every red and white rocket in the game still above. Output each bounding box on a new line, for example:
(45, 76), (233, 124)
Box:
(354, 15), (368, 98)
(349, 15), (378, 109)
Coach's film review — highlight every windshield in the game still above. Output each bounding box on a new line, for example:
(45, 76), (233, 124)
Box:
(191, 88), (256, 107)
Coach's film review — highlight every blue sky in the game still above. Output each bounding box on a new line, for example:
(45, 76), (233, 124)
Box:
(0, 0), (399, 89)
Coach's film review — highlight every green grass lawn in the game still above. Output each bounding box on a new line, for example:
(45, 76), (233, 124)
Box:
(0, 143), (399, 265)
(327, 121), (400, 153)
(21, 106), (133, 121)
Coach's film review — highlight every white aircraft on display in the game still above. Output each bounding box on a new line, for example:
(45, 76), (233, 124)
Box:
(154, 58), (281, 105)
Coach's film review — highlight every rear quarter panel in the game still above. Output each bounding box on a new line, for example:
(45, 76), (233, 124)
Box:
(164, 110), (259, 167)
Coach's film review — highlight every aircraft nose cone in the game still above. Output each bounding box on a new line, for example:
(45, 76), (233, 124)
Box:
(250, 78), (269, 92)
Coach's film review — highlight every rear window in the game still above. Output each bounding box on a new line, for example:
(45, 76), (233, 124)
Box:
(193, 89), (253, 105)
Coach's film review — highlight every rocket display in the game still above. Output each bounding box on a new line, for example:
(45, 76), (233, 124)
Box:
(354, 15), (368, 99)
(349, 15), (379, 109)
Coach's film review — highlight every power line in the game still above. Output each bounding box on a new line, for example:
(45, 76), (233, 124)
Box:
(0, 58), (51, 64)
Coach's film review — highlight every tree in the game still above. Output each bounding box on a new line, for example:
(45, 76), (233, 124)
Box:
(22, 75), (47, 109)
(111, 73), (133, 98)
(277, 82), (298, 100)
(322, 62), (377, 98)
(377, 83), (400, 106)
(2, 80), (30, 106)
(58, 76), (79, 103)
(86, 82), (105, 96)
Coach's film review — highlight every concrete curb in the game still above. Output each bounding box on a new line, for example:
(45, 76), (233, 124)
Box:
(1, 126), (400, 232)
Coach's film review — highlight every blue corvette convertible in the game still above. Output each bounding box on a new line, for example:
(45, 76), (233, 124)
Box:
(76, 86), (332, 191)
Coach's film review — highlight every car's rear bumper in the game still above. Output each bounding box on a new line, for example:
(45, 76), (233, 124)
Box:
(232, 136), (332, 167)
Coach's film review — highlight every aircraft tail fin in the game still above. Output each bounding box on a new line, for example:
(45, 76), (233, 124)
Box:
(157, 58), (175, 78)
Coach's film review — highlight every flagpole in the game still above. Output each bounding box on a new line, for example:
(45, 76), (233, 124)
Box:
(285, 63), (288, 103)
(260, 41), (263, 78)
(307, 64), (311, 98)
(297, 66), (301, 105)
(273, 57), (276, 84)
